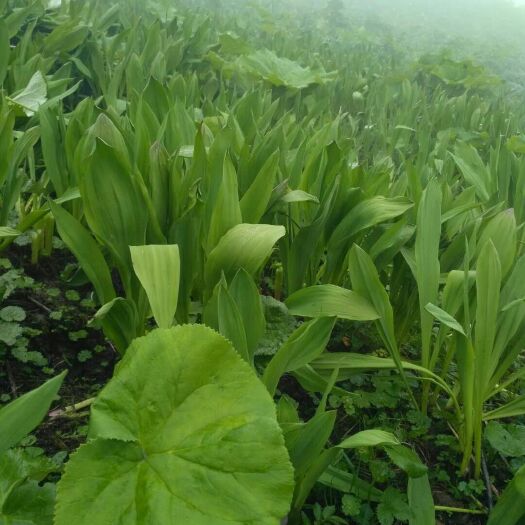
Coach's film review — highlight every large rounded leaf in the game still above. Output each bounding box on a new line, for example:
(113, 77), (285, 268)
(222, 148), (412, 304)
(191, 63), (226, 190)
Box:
(55, 325), (294, 525)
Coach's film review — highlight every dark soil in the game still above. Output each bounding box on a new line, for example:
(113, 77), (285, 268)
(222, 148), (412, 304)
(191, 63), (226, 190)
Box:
(1, 244), (117, 456)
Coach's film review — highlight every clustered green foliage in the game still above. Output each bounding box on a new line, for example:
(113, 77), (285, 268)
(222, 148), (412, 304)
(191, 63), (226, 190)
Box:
(2, 0), (525, 523)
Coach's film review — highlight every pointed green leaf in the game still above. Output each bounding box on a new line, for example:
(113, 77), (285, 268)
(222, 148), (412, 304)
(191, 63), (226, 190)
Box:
(477, 209), (516, 278)
(0, 19), (8, 87)
(263, 317), (335, 395)
(218, 283), (250, 363)
(338, 430), (400, 449)
(80, 138), (148, 286)
(329, 196), (414, 249)
(240, 150), (279, 223)
(284, 411), (336, 479)
(205, 223), (285, 289)
(0, 372), (66, 454)
(286, 284), (379, 321)
(452, 142), (493, 202)
(50, 201), (115, 305)
(415, 179), (441, 369)
(487, 464), (525, 525)
(408, 474), (435, 525)
(425, 303), (465, 336)
(206, 154), (242, 253)
(229, 268), (265, 357)
(475, 240), (501, 391)
(484, 395), (525, 421)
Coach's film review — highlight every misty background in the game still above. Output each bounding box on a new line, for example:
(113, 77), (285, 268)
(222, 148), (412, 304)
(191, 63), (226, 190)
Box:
(185, 0), (525, 98)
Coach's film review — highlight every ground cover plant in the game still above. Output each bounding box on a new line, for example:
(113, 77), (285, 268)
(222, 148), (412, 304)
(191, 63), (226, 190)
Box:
(2, 0), (525, 523)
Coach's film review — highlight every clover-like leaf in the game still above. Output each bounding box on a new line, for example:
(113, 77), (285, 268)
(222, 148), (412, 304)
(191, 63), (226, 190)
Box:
(55, 325), (294, 525)
(0, 306), (26, 322)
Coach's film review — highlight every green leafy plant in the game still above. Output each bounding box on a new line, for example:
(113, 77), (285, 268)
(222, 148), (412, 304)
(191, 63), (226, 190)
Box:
(0, 371), (66, 525)
(55, 325), (294, 524)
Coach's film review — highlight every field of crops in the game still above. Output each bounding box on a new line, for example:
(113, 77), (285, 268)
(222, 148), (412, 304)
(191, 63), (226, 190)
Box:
(2, 0), (525, 524)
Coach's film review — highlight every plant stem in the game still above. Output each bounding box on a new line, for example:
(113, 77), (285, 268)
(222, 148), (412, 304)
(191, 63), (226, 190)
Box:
(49, 397), (95, 419)
(435, 506), (486, 515)
(481, 451), (493, 510)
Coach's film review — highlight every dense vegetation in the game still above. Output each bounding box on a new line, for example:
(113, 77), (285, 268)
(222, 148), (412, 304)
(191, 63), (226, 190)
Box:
(2, 0), (525, 523)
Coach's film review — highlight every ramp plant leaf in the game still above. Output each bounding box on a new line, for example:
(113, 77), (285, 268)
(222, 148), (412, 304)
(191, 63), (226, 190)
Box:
(488, 464), (525, 525)
(286, 284), (379, 321)
(0, 371), (66, 454)
(8, 71), (47, 116)
(130, 244), (180, 329)
(50, 201), (115, 305)
(205, 223), (285, 288)
(55, 325), (294, 525)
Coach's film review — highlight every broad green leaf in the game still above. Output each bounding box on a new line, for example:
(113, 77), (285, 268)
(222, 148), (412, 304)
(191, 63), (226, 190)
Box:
(491, 255), (525, 386)
(348, 244), (413, 400)
(477, 209), (516, 278)
(2, 483), (55, 524)
(130, 245), (180, 329)
(292, 447), (341, 514)
(263, 317), (335, 395)
(338, 430), (399, 449)
(452, 142), (493, 202)
(284, 411), (336, 480)
(286, 284), (379, 321)
(0, 372), (66, 454)
(280, 190), (319, 204)
(415, 179), (441, 370)
(43, 22), (89, 55)
(39, 107), (68, 196)
(240, 150), (279, 223)
(475, 240), (501, 392)
(425, 302), (465, 336)
(218, 283), (250, 363)
(369, 222), (415, 270)
(408, 475), (435, 525)
(205, 223), (285, 289)
(0, 19), (8, 86)
(8, 71), (47, 116)
(50, 202), (115, 305)
(329, 196), (414, 249)
(487, 464), (525, 525)
(0, 446), (58, 522)
(206, 154), (242, 253)
(80, 138), (148, 289)
(236, 49), (335, 89)
(229, 268), (265, 358)
(55, 326), (294, 525)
